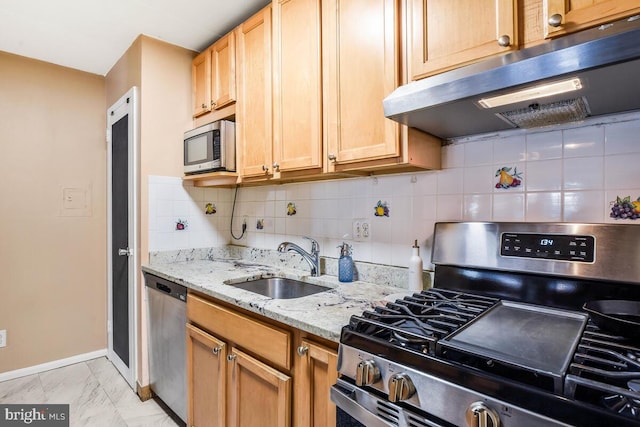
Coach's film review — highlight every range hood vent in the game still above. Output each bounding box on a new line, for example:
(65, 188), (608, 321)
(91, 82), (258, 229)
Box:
(497, 97), (590, 128)
(383, 15), (640, 139)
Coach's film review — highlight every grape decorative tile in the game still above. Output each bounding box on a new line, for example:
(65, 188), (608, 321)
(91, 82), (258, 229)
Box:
(176, 219), (188, 230)
(609, 195), (640, 220)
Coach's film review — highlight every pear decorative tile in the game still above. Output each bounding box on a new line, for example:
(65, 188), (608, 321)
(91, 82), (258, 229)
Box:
(495, 166), (522, 189)
(374, 200), (390, 217)
(286, 202), (297, 216)
(205, 202), (216, 215)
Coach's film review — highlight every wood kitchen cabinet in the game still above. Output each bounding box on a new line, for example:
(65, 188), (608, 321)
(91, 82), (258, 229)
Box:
(191, 32), (236, 118)
(192, 49), (212, 117)
(236, 5), (275, 180)
(323, 0), (400, 166)
(187, 292), (336, 427)
(293, 339), (338, 427)
(186, 324), (226, 427)
(323, 0), (441, 173)
(272, 0), (323, 176)
(409, 0), (518, 80)
(228, 347), (291, 427)
(544, 0), (640, 37)
(187, 293), (293, 427)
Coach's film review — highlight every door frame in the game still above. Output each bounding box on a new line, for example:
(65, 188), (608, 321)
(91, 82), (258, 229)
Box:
(106, 86), (139, 388)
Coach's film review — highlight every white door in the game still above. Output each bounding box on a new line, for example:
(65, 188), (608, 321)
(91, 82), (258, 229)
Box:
(107, 87), (139, 388)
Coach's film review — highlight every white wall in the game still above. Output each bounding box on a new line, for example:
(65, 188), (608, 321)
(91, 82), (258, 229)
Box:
(149, 111), (640, 270)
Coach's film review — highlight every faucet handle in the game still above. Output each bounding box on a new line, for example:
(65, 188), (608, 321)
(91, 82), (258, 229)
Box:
(303, 236), (320, 253)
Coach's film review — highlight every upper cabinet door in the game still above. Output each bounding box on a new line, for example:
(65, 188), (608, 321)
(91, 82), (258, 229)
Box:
(544, 0), (640, 37)
(192, 50), (212, 117)
(410, 0), (518, 80)
(272, 0), (323, 173)
(236, 6), (274, 179)
(323, 0), (401, 166)
(211, 32), (237, 110)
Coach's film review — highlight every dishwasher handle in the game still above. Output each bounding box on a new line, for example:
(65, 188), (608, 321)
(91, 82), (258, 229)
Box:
(144, 273), (187, 302)
(156, 283), (172, 294)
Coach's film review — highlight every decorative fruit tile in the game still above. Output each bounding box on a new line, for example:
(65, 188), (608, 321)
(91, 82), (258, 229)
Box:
(495, 166), (523, 189)
(176, 219), (188, 230)
(286, 202), (297, 216)
(609, 195), (640, 221)
(256, 219), (264, 230)
(205, 202), (216, 215)
(374, 200), (390, 217)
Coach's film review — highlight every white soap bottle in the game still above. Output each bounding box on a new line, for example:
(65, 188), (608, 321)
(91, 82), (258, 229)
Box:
(408, 240), (423, 292)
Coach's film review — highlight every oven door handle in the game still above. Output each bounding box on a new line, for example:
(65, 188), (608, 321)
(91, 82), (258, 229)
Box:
(330, 383), (394, 427)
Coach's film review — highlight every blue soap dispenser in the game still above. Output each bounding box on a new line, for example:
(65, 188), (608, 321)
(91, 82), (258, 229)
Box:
(338, 242), (354, 282)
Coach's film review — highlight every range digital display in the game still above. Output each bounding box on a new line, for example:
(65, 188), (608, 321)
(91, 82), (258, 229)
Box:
(500, 233), (595, 262)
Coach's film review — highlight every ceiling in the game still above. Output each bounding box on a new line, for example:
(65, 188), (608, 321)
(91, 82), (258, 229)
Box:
(0, 0), (270, 76)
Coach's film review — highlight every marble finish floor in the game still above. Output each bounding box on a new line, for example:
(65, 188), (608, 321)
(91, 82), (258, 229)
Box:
(0, 357), (181, 427)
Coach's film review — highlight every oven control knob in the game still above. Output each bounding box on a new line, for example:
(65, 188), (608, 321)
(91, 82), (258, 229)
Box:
(466, 401), (501, 427)
(388, 373), (416, 402)
(355, 360), (380, 386)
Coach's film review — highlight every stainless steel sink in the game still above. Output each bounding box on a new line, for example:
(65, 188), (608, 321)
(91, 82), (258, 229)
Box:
(228, 277), (329, 299)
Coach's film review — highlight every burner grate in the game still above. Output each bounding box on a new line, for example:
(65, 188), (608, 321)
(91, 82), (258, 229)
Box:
(566, 322), (640, 421)
(348, 289), (498, 355)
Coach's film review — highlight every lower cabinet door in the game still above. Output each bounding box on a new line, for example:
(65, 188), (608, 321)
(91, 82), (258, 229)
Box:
(227, 347), (292, 427)
(186, 324), (226, 427)
(295, 340), (338, 427)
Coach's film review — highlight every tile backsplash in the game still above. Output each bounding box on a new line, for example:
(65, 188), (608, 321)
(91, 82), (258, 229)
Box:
(148, 111), (640, 270)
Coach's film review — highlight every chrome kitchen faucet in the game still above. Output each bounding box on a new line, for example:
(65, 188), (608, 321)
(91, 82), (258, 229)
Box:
(277, 237), (320, 277)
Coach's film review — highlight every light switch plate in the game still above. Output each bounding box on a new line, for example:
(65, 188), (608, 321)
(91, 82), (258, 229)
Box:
(60, 184), (92, 217)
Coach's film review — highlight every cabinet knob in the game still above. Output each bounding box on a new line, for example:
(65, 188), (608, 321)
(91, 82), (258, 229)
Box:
(297, 346), (309, 356)
(212, 346), (222, 355)
(328, 154), (337, 161)
(201, 103), (206, 109)
(211, 100), (217, 107)
(262, 165), (270, 173)
(272, 162), (280, 171)
(227, 354), (237, 362)
(548, 14), (563, 27)
(497, 35), (510, 47)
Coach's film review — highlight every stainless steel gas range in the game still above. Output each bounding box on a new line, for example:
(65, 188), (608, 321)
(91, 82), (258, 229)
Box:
(331, 222), (640, 427)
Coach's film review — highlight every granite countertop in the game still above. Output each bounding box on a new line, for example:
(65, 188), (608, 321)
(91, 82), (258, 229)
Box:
(142, 247), (414, 342)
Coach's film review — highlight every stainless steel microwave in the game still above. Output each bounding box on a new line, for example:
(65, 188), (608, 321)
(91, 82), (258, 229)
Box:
(183, 120), (235, 175)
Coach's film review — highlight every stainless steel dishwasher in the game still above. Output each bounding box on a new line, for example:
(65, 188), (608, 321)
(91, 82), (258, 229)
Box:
(144, 272), (187, 422)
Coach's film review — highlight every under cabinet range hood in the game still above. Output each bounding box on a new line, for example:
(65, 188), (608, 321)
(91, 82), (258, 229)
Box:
(383, 15), (640, 139)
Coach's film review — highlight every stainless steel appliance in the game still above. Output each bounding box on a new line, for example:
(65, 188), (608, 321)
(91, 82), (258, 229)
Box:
(331, 222), (640, 427)
(383, 15), (640, 139)
(183, 120), (235, 174)
(145, 273), (187, 422)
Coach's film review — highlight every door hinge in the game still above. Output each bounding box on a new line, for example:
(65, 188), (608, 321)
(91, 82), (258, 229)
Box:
(106, 128), (111, 144)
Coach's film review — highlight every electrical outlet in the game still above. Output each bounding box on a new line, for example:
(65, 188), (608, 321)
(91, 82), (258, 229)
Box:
(0, 330), (6, 348)
(352, 219), (371, 242)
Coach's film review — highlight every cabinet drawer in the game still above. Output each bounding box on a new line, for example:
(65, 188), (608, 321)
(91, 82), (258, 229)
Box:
(187, 294), (291, 370)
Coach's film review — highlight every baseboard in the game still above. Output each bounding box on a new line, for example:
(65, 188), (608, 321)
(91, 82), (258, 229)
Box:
(136, 382), (154, 401)
(0, 349), (108, 382)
